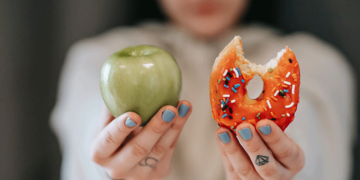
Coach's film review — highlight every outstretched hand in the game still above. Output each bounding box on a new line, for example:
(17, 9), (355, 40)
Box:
(90, 100), (192, 180)
(216, 120), (305, 180)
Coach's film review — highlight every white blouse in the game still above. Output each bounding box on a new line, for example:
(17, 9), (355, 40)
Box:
(50, 22), (355, 180)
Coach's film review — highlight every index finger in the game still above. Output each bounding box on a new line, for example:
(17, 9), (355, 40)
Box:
(256, 120), (305, 172)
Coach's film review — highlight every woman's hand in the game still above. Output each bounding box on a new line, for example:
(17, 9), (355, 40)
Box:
(90, 100), (192, 180)
(216, 120), (305, 180)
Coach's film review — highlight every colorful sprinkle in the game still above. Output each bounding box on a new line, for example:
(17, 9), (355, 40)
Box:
(222, 114), (228, 118)
(229, 116), (233, 119)
(242, 117), (245, 121)
(269, 68), (273, 73)
(222, 105), (228, 110)
(218, 79), (221, 84)
(286, 113), (290, 117)
(270, 112), (276, 117)
(292, 85), (295, 94)
(229, 68), (233, 71)
(223, 69), (228, 76)
(284, 89), (289, 93)
(241, 79), (245, 83)
(271, 96), (278, 101)
(229, 107), (233, 113)
(272, 87), (276, 92)
(223, 78), (226, 81)
(223, 94), (230, 98)
(285, 102), (294, 108)
(284, 81), (291, 85)
(256, 113), (261, 119)
(274, 90), (279, 97)
(264, 107), (267, 111)
(294, 63), (298, 67)
(224, 84), (229, 88)
(231, 126), (234, 129)
(234, 68), (239, 78)
(231, 99), (236, 103)
(225, 98), (229, 104)
(292, 74), (297, 79)
(289, 59), (293, 63)
(286, 72), (291, 78)
(282, 85), (288, 88)
(226, 76), (230, 81)
(221, 100), (225, 105)
(283, 96), (286, 98)
(236, 67), (241, 76)
(267, 100), (272, 109)
(231, 87), (237, 93)
(227, 72), (233, 78)
(281, 114), (285, 117)
(274, 75), (280, 78)
(234, 84), (240, 88)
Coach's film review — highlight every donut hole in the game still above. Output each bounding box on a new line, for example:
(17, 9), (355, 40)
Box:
(246, 74), (264, 100)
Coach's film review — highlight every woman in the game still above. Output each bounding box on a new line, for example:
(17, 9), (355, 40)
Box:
(51, 0), (355, 179)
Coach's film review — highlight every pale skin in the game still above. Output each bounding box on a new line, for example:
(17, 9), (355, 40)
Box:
(90, 0), (305, 179)
(90, 101), (193, 179)
(217, 120), (305, 180)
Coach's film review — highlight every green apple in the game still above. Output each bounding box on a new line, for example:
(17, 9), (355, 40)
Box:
(100, 45), (182, 125)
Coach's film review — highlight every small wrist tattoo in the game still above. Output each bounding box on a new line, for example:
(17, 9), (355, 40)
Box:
(255, 155), (269, 166)
(139, 157), (158, 168)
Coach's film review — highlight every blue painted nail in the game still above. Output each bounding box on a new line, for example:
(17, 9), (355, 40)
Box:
(238, 127), (252, 141)
(178, 104), (190, 117)
(218, 132), (230, 144)
(259, 125), (271, 135)
(125, 117), (137, 127)
(162, 110), (175, 122)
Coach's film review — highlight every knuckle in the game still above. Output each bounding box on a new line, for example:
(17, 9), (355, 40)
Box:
(227, 165), (235, 173)
(170, 122), (183, 131)
(292, 147), (305, 171)
(277, 145), (293, 159)
(269, 135), (282, 145)
(261, 164), (278, 177)
(226, 146), (239, 155)
(246, 141), (261, 153)
(150, 123), (165, 135)
(105, 131), (117, 144)
(236, 165), (253, 177)
(152, 143), (167, 156)
(89, 151), (102, 164)
(130, 142), (149, 157)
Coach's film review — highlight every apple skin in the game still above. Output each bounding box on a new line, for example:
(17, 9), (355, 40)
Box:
(100, 45), (182, 125)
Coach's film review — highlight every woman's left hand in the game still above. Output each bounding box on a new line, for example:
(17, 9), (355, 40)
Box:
(216, 119), (305, 180)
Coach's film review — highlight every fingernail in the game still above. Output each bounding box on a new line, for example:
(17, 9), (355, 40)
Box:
(218, 132), (230, 144)
(238, 127), (252, 141)
(259, 125), (271, 135)
(162, 110), (175, 122)
(125, 117), (137, 127)
(178, 104), (190, 117)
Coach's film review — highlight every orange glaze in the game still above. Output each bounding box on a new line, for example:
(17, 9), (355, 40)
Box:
(209, 36), (300, 132)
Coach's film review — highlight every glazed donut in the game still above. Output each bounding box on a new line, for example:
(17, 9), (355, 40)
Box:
(209, 36), (300, 131)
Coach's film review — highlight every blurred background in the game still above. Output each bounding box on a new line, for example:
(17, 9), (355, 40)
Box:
(0, 0), (359, 179)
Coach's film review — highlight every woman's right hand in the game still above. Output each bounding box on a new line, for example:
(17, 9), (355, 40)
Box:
(90, 100), (192, 180)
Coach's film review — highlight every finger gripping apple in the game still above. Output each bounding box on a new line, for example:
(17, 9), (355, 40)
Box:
(209, 36), (300, 131)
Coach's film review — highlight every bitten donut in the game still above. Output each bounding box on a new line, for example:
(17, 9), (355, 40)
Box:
(209, 36), (300, 132)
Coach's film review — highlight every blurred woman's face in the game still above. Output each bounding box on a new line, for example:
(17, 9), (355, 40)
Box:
(159, 0), (249, 39)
